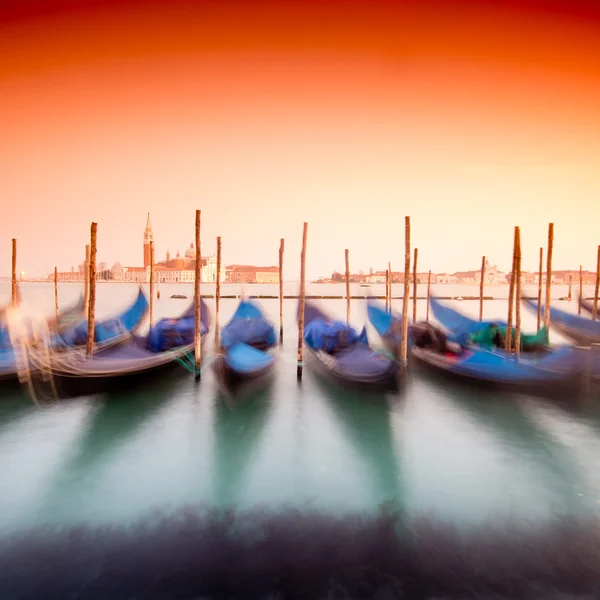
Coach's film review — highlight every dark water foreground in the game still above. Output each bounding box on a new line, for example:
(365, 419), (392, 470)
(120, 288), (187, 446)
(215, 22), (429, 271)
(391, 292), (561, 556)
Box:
(1, 506), (599, 600)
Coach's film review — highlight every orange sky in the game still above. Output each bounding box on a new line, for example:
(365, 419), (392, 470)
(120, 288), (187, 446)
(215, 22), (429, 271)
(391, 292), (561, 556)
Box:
(1, 0), (599, 279)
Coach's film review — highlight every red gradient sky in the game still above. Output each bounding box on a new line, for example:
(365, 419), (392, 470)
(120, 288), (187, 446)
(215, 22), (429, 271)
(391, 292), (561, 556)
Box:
(1, 0), (599, 279)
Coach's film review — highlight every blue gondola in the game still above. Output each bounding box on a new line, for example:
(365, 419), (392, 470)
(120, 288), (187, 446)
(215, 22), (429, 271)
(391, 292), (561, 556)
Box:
(215, 298), (277, 391)
(367, 298), (585, 395)
(36, 298), (210, 398)
(50, 288), (149, 352)
(301, 301), (399, 391)
(524, 298), (600, 346)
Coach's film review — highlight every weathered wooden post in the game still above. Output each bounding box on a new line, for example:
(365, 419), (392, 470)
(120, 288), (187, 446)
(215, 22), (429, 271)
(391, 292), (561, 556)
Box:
(479, 256), (486, 321)
(579, 265), (583, 315)
(194, 210), (202, 378)
(279, 238), (284, 344)
(297, 222), (308, 380)
(149, 241), (155, 328)
(426, 270), (431, 323)
(84, 244), (90, 317)
(568, 275), (572, 301)
(537, 247), (543, 331)
(215, 236), (222, 346)
(505, 226), (518, 353)
(400, 217), (410, 372)
(345, 249), (351, 324)
(412, 248), (418, 322)
(86, 223), (97, 358)
(544, 223), (554, 329)
(593, 245), (600, 321)
(388, 261), (392, 311)
(54, 266), (59, 319)
(385, 269), (389, 311)
(515, 227), (522, 358)
(11, 239), (18, 307)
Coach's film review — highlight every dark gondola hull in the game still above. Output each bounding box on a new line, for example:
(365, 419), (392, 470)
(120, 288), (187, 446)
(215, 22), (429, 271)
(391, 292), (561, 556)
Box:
(213, 353), (276, 395)
(409, 346), (585, 399)
(49, 338), (207, 399)
(303, 345), (400, 393)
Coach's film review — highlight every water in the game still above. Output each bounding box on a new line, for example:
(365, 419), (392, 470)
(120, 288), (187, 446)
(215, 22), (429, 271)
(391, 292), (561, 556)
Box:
(1, 282), (600, 596)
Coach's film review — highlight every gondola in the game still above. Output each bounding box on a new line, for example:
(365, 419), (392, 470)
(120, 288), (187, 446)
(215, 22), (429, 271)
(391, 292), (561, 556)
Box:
(33, 298), (210, 398)
(367, 298), (585, 395)
(524, 298), (600, 346)
(300, 301), (399, 392)
(214, 298), (277, 392)
(49, 287), (149, 352)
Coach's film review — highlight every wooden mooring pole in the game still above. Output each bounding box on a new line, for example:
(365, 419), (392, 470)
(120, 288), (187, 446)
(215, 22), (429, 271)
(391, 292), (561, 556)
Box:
(149, 241), (155, 328)
(297, 222), (308, 380)
(388, 261), (392, 310)
(86, 223), (97, 358)
(515, 227), (522, 358)
(84, 244), (90, 317)
(194, 210), (202, 378)
(385, 269), (389, 312)
(215, 236), (221, 346)
(568, 275), (572, 301)
(544, 223), (554, 329)
(400, 217), (410, 371)
(479, 256), (486, 321)
(505, 226), (518, 353)
(593, 245), (600, 321)
(412, 248), (418, 322)
(426, 270), (431, 323)
(345, 249), (350, 324)
(11, 239), (18, 307)
(54, 266), (59, 319)
(579, 265), (583, 315)
(279, 238), (284, 344)
(537, 247), (543, 331)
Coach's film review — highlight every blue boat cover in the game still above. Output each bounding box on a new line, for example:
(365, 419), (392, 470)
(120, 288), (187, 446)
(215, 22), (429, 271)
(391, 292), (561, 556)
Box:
(334, 344), (396, 379)
(304, 319), (368, 353)
(223, 342), (275, 374)
(53, 289), (149, 348)
(0, 326), (10, 349)
(0, 346), (16, 376)
(147, 298), (210, 352)
(221, 299), (276, 351)
(367, 300), (404, 342)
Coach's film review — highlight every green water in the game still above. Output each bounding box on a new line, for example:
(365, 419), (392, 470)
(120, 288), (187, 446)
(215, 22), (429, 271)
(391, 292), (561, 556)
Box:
(1, 282), (600, 536)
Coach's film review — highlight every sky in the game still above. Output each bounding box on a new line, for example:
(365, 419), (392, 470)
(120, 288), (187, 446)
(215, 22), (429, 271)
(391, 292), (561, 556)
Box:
(1, 0), (600, 280)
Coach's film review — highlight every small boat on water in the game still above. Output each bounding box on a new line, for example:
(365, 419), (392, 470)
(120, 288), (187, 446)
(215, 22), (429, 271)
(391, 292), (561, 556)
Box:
(524, 298), (600, 346)
(580, 296), (598, 318)
(367, 298), (585, 395)
(301, 301), (399, 392)
(34, 298), (210, 398)
(214, 298), (277, 391)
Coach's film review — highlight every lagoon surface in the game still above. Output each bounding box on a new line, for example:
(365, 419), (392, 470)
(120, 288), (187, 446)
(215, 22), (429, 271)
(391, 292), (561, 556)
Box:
(1, 281), (599, 537)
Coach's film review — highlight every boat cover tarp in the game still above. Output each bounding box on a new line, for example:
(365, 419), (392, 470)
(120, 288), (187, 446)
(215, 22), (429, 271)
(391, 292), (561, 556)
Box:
(305, 319), (368, 353)
(54, 289), (149, 347)
(223, 342), (275, 374)
(430, 297), (548, 349)
(0, 347), (16, 376)
(334, 344), (396, 379)
(221, 299), (276, 351)
(147, 298), (210, 352)
(0, 326), (10, 349)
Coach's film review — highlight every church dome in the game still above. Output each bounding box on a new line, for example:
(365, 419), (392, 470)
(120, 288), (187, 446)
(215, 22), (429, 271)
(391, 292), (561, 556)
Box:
(185, 243), (195, 259)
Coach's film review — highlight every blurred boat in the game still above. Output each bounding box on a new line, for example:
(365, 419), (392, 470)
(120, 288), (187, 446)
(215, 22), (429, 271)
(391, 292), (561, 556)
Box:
(368, 298), (585, 395)
(300, 301), (399, 392)
(35, 298), (210, 398)
(524, 298), (600, 346)
(214, 298), (276, 391)
(49, 287), (149, 352)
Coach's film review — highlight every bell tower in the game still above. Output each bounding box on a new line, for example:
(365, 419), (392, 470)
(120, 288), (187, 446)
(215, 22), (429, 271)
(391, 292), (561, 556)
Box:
(143, 213), (153, 268)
